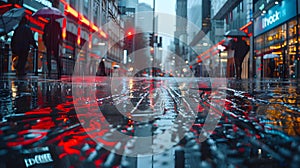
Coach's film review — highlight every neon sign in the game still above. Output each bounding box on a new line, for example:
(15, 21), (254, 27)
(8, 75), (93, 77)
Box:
(254, 0), (297, 36)
(262, 11), (280, 29)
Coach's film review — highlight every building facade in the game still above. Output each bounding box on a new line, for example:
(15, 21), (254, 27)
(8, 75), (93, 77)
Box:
(253, 0), (299, 79)
(202, 0), (253, 78)
(60, 0), (124, 76)
(0, 0), (53, 74)
(0, 0), (124, 76)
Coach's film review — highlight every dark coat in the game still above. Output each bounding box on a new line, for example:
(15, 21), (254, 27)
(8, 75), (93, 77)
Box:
(43, 20), (62, 50)
(11, 24), (36, 55)
(232, 39), (249, 64)
(97, 60), (107, 76)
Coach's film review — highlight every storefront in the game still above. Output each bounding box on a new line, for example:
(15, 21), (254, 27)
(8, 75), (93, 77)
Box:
(0, 0), (52, 74)
(254, 0), (298, 78)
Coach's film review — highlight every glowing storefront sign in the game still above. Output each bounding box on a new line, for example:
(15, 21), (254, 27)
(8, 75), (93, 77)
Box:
(262, 11), (280, 29)
(254, 0), (297, 36)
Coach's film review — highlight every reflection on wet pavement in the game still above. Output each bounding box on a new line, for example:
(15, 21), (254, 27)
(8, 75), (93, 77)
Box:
(1, 77), (300, 167)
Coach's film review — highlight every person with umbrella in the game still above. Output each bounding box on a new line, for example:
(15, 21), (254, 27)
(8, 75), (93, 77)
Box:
(33, 7), (64, 79)
(268, 58), (275, 78)
(224, 29), (249, 79)
(42, 17), (62, 78)
(231, 37), (249, 79)
(96, 59), (107, 76)
(11, 16), (37, 76)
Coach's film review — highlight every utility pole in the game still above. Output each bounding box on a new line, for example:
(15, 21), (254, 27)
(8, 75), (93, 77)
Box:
(152, 0), (156, 77)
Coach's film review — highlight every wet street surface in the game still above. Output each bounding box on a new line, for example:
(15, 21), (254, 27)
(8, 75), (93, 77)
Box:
(1, 76), (300, 168)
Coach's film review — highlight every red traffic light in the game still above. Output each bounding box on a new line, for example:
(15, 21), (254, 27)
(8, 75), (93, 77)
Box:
(126, 28), (135, 37)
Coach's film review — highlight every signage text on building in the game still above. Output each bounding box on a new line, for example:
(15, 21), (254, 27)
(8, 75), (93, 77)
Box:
(262, 11), (280, 29)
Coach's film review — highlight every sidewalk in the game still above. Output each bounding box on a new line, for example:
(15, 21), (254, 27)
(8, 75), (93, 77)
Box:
(0, 72), (71, 81)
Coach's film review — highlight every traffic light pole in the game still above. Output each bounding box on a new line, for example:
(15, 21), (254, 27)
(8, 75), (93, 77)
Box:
(152, 0), (156, 77)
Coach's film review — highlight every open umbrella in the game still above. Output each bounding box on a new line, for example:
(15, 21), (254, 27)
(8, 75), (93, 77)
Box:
(263, 54), (279, 59)
(224, 29), (248, 37)
(0, 7), (25, 36)
(32, 7), (64, 19)
(222, 38), (234, 48)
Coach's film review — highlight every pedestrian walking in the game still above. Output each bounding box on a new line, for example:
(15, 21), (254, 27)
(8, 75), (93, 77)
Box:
(43, 18), (62, 78)
(226, 43), (235, 78)
(96, 59), (107, 76)
(231, 37), (249, 79)
(11, 16), (37, 76)
(269, 58), (275, 78)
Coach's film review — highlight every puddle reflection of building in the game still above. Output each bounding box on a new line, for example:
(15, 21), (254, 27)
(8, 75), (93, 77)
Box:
(14, 81), (32, 113)
(0, 81), (13, 116)
(42, 82), (62, 107)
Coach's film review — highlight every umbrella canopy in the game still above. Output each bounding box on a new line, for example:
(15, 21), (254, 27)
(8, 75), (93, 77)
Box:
(222, 38), (234, 48)
(0, 8), (25, 36)
(113, 65), (120, 69)
(263, 54), (279, 59)
(32, 7), (64, 19)
(224, 29), (248, 37)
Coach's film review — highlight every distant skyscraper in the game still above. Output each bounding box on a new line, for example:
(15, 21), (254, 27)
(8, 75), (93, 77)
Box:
(174, 0), (187, 59)
(136, 3), (155, 33)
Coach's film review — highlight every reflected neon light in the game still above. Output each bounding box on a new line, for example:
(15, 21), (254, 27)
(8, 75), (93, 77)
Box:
(62, 18), (67, 39)
(80, 15), (90, 26)
(63, 2), (107, 39)
(77, 27), (81, 45)
(100, 30), (107, 38)
(65, 5), (78, 17)
(91, 23), (99, 32)
(38, 17), (48, 23)
(0, 4), (12, 9)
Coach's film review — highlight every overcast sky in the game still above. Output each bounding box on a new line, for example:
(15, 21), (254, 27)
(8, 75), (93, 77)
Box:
(138, 0), (176, 15)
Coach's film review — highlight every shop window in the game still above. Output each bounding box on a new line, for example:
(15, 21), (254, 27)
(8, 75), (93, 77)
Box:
(298, 18), (300, 36)
(254, 35), (264, 51)
(288, 20), (297, 39)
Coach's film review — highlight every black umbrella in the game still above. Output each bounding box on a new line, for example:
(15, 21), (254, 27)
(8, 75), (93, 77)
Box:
(224, 29), (248, 37)
(32, 7), (64, 19)
(0, 8), (25, 36)
(222, 38), (234, 48)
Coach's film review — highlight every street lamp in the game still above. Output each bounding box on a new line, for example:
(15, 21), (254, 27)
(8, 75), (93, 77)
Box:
(185, 59), (189, 65)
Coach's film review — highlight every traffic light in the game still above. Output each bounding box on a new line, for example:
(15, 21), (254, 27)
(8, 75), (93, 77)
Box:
(149, 33), (154, 47)
(124, 36), (133, 51)
(124, 30), (134, 52)
(157, 37), (162, 48)
(149, 33), (158, 47)
(127, 30), (134, 38)
(150, 47), (154, 55)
